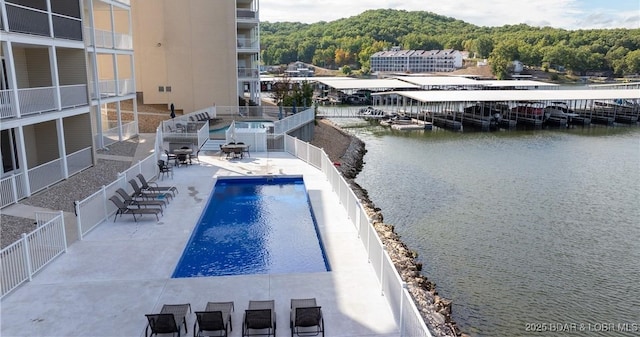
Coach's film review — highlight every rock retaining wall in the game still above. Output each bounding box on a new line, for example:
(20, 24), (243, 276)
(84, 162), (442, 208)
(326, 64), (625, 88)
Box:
(324, 122), (463, 337)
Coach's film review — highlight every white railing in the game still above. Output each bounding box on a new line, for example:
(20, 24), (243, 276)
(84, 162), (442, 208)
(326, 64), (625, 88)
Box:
(1, 147), (93, 209)
(273, 108), (315, 134)
(100, 121), (137, 148)
(98, 80), (117, 97)
(0, 173), (28, 209)
(18, 87), (57, 115)
(60, 84), (89, 109)
(237, 38), (258, 49)
(285, 135), (433, 337)
(86, 29), (131, 50)
(119, 78), (134, 96)
(1, 211), (66, 299)
(88, 28), (114, 48)
(114, 32), (133, 50)
(28, 158), (64, 194)
(238, 67), (259, 78)
(66, 147), (93, 176)
(74, 154), (158, 239)
(0, 89), (15, 119)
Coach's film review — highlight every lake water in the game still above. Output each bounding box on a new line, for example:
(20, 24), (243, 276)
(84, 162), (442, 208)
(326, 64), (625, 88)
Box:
(330, 119), (640, 337)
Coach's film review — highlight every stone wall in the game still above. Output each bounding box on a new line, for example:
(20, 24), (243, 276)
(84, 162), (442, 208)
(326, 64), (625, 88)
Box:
(312, 119), (464, 337)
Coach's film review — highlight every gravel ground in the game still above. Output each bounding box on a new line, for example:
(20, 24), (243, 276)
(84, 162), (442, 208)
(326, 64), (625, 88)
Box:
(1, 138), (139, 248)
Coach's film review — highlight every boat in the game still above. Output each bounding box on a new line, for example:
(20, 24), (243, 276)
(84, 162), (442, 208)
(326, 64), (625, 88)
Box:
(544, 102), (580, 126)
(463, 102), (506, 130)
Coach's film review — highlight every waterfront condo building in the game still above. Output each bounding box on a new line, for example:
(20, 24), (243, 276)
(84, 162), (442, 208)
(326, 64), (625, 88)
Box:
(131, 0), (261, 113)
(370, 47), (463, 73)
(0, 0), (136, 208)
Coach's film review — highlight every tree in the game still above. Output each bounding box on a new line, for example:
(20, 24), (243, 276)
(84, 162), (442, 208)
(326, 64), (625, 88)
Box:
(341, 65), (352, 75)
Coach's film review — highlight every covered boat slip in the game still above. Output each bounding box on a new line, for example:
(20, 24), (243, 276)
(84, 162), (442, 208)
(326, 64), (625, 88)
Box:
(372, 89), (640, 129)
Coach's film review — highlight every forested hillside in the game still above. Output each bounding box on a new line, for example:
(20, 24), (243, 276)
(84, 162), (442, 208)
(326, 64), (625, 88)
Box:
(260, 9), (640, 78)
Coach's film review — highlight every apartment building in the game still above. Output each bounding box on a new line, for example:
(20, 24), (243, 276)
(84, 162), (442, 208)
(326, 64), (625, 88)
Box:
(1, 0), (136, 208)
(371, 47), (463, 73)
(131, 0), (261, 113)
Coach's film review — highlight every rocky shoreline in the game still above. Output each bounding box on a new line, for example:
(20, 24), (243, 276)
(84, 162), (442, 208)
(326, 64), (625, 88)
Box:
(312, 119), (463, 337)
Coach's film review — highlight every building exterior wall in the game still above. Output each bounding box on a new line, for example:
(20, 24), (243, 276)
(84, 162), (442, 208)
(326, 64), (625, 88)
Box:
(371, 49), (463, 73)
(132, 0), (259, 112)
(1, 0), (136, 206)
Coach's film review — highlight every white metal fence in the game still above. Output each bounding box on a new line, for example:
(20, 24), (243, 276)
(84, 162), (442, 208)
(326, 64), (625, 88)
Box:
(0, 211), (67, 299)
(74, 154), (158, 240)
(284, 135), (433, 337)
(0, 173), (28, 209)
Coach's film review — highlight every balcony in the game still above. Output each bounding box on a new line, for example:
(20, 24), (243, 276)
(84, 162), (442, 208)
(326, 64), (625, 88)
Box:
(0, 85), (89, 119)
(236, 9), (258, 28)
(90, 79), (135, 99)
(238, 68), (259, 79)
(5, 3), (82, 41)
(85, 28), (133, 50)
(236, 37), (259, 52)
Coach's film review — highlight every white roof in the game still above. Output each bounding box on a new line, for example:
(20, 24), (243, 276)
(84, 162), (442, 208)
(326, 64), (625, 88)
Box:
(259, 76), (352, 83)
(394, 76), (558, 88)
(393, 76), (480, 86)
(314, 78), (420, 90)
(374, 89), (640, 102)
(475, 80), (559, 88)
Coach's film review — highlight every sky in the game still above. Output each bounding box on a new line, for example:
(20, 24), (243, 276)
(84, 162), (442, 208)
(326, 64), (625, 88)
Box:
(259, 0), (640, 30)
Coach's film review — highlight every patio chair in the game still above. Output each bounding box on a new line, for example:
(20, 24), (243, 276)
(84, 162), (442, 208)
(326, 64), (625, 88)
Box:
(115, 188), (166, 210)
(109, 196), (162, 222)
(243, 300), (276, 337)
(290, 298), (324, 337)
(129, 179), (173, 202)
(165, 150), (178, 166)
(145, 303), (191, 337)
(237, 142), (250, 158)
(136, 174), (178, 196)
(194, 301), (235, 337)
(158, 160), (174, 180)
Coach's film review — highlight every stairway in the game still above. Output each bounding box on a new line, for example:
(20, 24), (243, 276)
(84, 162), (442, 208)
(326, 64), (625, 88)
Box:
(200, 139), (226, 152)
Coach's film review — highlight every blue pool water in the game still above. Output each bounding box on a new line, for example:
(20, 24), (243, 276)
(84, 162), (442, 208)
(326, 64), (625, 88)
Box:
(209, 121), (274, 134)
(172, 176), (330, 278)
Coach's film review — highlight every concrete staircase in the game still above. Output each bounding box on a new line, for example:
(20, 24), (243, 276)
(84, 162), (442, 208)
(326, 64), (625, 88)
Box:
(200, 139), (226, 152)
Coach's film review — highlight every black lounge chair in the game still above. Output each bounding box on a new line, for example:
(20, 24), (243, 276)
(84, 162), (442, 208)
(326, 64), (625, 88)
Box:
(243, 300), (276, 337)
(115, 188), (166, 210)
(290, 298), (324, 337)
(194, 301), (234, 337)
(145, 303), (191, 337)
(136, 174), (177, 196)
(109, 196), (162, 222)
(129, 179), (173, 202)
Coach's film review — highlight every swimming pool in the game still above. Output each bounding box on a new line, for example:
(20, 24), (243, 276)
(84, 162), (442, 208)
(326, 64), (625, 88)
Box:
(209, 120), (274, 134)
(172, 176), (330, 278)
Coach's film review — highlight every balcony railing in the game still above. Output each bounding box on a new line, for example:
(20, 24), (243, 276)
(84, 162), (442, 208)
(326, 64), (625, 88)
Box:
(5, 4), (49, 37)
(0, 173), (27, 209)
(90, 79), (134, 99)
(237, 38), (259, 49)
(5, 4), (81, 41)
(18, 87), (57, 116)
(85, 28), (133, 50)
(118, 79), (135, 96)
(238, 68), (259, 78)
(52, 15), (82, 41)
(60, 84), (89, 109)
(237, 9), (257, 19)
(0, 90), (15, 119)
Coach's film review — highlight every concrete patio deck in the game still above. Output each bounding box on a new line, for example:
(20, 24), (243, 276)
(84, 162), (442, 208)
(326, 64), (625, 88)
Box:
(1, 152), (399, 337)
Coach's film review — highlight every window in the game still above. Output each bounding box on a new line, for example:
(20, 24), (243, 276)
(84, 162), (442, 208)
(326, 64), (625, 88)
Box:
(158, 86), (164, 92)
